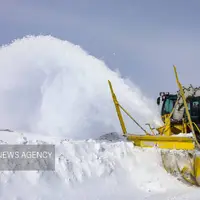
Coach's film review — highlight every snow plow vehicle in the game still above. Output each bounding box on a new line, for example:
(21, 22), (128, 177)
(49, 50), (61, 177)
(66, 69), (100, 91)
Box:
(108, 65), (200, 186)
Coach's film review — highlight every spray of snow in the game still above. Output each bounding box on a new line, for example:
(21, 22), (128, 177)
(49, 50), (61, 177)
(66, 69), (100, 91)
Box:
(0, 35), (162, 139)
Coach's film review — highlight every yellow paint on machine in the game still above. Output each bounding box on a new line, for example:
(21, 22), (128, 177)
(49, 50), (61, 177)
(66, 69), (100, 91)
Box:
(107, 65), (200, 187)
(194, 156), (200, 185)
(126, 134), (195, 150)
(108, 70), (196, 151)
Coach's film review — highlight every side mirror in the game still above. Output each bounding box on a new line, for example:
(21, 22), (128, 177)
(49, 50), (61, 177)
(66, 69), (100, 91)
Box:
(157, 97), (160, 105)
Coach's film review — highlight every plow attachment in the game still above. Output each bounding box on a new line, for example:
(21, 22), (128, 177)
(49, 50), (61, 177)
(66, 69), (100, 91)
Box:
(127, 135), (194, 150)
(108, 65), (200, 187)
(161, 150), (200, 186)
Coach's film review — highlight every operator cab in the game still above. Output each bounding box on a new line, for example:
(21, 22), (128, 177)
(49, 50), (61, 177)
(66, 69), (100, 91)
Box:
(157, 93), (177, 116)
(157, 93), (200, 125)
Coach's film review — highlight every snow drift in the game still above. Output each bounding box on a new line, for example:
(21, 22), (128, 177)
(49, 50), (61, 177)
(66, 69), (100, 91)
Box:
(0, 35), (162, 139)
(0, 131), (191, 200)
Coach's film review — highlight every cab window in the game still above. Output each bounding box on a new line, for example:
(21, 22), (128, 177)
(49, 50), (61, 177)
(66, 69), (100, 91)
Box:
(191, 101), (200, 117)
(164, 99), (174, 113)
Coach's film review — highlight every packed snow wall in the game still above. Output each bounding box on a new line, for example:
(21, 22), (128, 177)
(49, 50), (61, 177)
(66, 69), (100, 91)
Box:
(0, 131), (189, 200)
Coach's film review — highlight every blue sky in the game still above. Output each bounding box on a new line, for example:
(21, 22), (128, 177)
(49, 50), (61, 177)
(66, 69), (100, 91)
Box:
(1, 0), (200, 98)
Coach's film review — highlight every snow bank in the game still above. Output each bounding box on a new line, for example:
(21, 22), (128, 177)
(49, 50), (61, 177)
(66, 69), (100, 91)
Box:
(0, 131), (190, 200)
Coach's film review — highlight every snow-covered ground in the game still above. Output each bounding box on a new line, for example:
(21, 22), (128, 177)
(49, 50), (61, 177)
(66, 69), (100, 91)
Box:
(0, 36), (199, 199)
(0, 130), (199, 200)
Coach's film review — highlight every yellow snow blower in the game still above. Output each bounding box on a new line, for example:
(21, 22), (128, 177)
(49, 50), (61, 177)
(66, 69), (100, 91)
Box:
(108, 65), (200, 186)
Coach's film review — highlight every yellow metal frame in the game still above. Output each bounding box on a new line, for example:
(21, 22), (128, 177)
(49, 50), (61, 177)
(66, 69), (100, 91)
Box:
(108, 66), (196, 150)
(108, 80), (148, 135)
(108, 66), (200, 186)
(108, 80), (127, 135)
(127, 135), (194, 150)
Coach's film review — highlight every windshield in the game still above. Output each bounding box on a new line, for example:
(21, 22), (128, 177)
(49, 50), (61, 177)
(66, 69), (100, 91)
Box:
(161, 95), (177, 116)
(164, 98), (174, 113)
